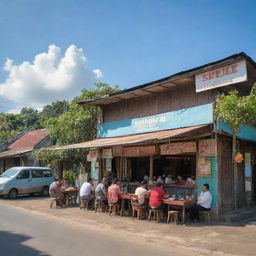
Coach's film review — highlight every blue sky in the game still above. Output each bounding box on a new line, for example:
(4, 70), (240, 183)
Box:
(0, 0), (256, 112)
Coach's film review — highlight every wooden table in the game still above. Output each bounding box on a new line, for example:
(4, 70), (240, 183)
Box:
(163, 199), (193, 224)
(120, 194), (132, 216)
(63, 189), (78, 206)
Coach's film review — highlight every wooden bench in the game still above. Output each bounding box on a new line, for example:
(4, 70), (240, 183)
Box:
(148, 208), (162, 222)
(130, 194), (146, 220)
(167, 210), (179, 224)
(199, 211), (211, 224)
(80, 199), (89, 210)
(95, 201), (106, 213)
(49, 198), (58, 208)
(108, 203), (120, 216)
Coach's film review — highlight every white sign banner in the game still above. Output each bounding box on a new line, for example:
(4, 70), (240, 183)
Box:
(195, 60), (247, 92)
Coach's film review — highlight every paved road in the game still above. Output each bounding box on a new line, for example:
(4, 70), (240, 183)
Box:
(0, 204), (181, 256)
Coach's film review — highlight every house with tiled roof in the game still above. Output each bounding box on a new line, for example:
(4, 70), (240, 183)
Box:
(0, 129), (52, 173)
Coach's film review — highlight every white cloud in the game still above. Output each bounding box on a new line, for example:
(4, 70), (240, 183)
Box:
(0, 44), (103, 112)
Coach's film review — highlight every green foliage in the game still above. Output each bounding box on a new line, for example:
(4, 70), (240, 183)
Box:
(39, 100), (69, 125)
(63, 170), (77, 185)
(34, 82), (119, 171)
(20, 107), (42, 129)
(45, 83), (120, 146)
(215, 82), (256, 133)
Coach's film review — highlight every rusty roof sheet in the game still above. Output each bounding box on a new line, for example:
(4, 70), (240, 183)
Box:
(8, 129), (49, 149)
(0, 148), (33, 158)
(55, 125), (211, 150)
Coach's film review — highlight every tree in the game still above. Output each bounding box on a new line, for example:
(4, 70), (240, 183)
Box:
(39, 100), (69, 124)
(0, 114), (18, 143)
(215, 82), (256, 209)
(20, 107), (41, 129)
(35, 83), (120, 174)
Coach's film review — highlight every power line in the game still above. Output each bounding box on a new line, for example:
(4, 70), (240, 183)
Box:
(0, 96), (44, 109)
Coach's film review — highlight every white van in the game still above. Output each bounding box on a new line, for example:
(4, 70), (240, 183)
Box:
(0, 167), (54, 199)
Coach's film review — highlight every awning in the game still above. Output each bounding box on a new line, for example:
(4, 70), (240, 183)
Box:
(0, 148), (33, 159)
(55, 124), (212, 150)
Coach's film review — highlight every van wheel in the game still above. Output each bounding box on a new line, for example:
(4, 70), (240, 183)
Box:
(8, 189), (18, 199)
(41, 186), (49, 197)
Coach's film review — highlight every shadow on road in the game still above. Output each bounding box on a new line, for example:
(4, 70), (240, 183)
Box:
(0, 230), (50, 256)
(0, 194), (48, 201)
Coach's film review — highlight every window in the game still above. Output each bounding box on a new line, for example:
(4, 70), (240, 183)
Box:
(32, 170), (43, 178)
(42, 170), (52, 178)
(18, 170), (30, 179)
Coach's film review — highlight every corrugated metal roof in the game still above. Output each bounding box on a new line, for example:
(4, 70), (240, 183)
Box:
(8, 129), (49, 149)
(55, 125), (211, 150)
(78, 52), (256, 106)
(0, 148), (33, 158)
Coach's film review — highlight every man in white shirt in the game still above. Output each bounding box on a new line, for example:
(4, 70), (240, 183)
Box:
(189, 184), (212, 222)
(135, 180), (150, 211)
(165, 174), (172, 184)
(80, 178), (94, 203)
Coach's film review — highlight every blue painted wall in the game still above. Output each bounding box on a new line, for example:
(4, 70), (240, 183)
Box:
(98, 103), (214, 138)
(196, 157), (218, 208)
(91, 161), (99, 180)
(217, 120), (256, 142)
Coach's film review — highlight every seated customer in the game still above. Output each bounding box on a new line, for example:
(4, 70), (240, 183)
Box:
(61, 178), (69, 189)
(186, 175), (196, 185)
(189, 184), (212, 222)
(165, 174), (172, 184)
(157, 175), (164, 184)
(107, 178), (121, 205)
(121, 179), (129, 194)
(152, 176), (157, 184)
(143, 174), (150, 182)
(135, 180), (150, 211)
(95, 177), (108, 206)
(149, 182), (169, 210)
(49, 179), (65, 206)
(176, 175), (186, 185)
(79, 178), (94, 206)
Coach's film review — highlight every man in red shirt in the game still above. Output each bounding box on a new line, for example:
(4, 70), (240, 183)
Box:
(149, 182), (169, 209)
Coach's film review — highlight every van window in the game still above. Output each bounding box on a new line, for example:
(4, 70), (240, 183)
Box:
(32, 170), (43, 178)
(18, 170), (30, 179)
(42, 170), (52, 178)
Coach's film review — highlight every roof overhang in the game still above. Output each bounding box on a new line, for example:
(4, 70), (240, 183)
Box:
(0, 148), (33, 159)
(77, 52), (256, 107)
(54, 124), (212, 150)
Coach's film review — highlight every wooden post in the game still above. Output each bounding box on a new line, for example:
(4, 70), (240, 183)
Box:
(124, 157), (127, 178)
(149, 155), (154, 179)
(120, 157), (123, 180)
(232, 133), (238, 210)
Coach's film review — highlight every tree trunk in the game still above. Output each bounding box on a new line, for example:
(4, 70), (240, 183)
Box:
(232, 133), (238, 210)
